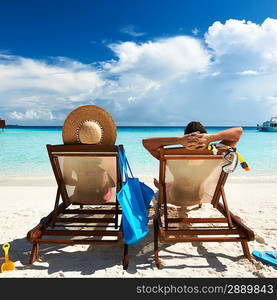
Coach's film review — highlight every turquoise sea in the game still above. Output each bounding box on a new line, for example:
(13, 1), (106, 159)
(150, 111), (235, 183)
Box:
(0, 126), (276, 179)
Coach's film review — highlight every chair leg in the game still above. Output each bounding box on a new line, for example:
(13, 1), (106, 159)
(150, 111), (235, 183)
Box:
(154, 218), (162, 269)
(29, 243), (40, 264)
(122, 243), (129, 270)
(241, 241), (252, 260)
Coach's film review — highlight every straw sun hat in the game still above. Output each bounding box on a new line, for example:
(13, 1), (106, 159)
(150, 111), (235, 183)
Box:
(62, 105), (117, 145)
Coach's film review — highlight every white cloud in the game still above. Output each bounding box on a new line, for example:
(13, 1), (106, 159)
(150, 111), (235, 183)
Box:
(0, 54), (104, 94)
(211, 71), (220, 76)
(128, 96), (137, 102)
(205, 18), (277, 65)
(104, 36), (211, 80)
(267, 96), (277, 101)
(203, 18), (277, 122)
(94, 36), (212, 123)
(237, 70), (259, 75)
(0, 54), (106, 123)
(192, 28), (199, 36)
(9, 109), (55, 120)
(120, 25), (145, 37)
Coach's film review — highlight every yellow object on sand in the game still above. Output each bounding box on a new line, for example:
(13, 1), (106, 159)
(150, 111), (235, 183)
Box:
(1, 243), (15, 272)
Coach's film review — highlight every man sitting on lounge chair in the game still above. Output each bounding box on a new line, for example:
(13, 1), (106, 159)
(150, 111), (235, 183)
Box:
(142, 122), (243, 205)
(142, 121), (242, 159)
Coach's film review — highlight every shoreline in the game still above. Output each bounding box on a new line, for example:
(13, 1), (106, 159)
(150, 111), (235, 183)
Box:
(1, 173), (277, 187)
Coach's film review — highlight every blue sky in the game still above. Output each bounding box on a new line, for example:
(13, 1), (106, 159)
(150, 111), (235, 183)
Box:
(1, 0), (277, 125)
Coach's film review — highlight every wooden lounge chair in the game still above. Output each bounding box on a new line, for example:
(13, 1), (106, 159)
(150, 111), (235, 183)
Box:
(153, 146), (254, 268)
(27, 144), (129, 269)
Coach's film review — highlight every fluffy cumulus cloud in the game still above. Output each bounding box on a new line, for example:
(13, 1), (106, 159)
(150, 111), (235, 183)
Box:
(95, 36), (211, 125)
(104, 36), (210, 79)
(204, 18), (277, 121)
(0, 54), (104, 93)
(0, 54), (105, 124)
(206, 18), (277, 62)
(2, 18), (277, 125)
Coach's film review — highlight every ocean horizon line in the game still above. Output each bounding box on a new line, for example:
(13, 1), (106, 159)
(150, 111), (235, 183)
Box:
(5, 125), (257, 128)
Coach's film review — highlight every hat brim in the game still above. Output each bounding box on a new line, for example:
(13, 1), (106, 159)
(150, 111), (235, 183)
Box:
(62, 105), (117, 145)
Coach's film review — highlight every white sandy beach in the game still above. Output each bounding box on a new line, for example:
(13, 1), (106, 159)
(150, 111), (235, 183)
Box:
(0, 175), (276, 278)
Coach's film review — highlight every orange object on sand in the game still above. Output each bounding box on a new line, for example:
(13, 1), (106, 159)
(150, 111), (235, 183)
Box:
(1, 243), (15, 272)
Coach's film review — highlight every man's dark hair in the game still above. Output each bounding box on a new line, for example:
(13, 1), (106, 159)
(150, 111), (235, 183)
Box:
(184, 121), (207, 134)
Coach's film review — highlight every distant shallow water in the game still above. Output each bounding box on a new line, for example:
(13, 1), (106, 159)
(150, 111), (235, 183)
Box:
(0, 126), (276, 179)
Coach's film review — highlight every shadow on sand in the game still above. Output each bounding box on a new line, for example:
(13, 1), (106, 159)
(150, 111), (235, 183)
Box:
(4, 220), (245, 276)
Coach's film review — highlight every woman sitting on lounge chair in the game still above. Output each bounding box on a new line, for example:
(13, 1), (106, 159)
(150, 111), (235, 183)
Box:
(61, 105), (118, 204)
(63, 156), (116, 204)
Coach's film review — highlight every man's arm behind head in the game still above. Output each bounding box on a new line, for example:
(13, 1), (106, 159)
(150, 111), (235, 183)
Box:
(189, 127), (243, 149)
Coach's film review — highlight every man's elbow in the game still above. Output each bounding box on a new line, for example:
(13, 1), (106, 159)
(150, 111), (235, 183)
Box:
(142, 139), (149, 149)
(142, 139), (153, 153)
(235, 127), (243, 140)
(142, 139), (159, 159)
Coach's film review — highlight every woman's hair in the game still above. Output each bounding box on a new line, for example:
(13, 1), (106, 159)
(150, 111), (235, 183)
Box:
(184, 121), (207, 134)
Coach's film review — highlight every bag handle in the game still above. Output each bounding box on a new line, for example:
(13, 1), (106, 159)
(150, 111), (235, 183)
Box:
(117, 146), (128, 180)
(118, 146), (134, 178)
(122, 148), (134, 178)
(117, 146), (134, 180)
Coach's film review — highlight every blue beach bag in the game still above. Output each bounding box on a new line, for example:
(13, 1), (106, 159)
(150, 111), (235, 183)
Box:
(117, 146), (154, 245)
